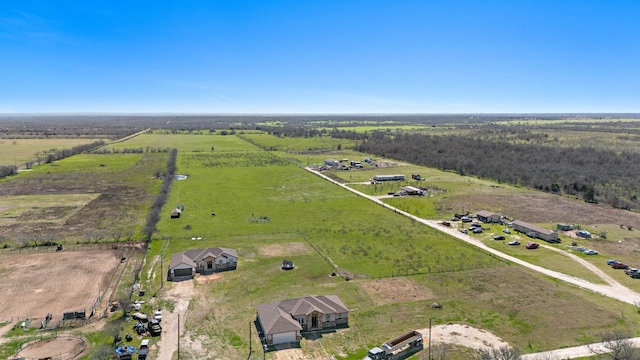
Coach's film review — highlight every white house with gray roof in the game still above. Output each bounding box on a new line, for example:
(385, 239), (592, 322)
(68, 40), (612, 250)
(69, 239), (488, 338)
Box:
(168, 247), (237, 281)
(256, 295), (349, 345)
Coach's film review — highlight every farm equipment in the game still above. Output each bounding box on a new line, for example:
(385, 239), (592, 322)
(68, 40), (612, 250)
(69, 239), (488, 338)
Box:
(364, 330), (423, 360)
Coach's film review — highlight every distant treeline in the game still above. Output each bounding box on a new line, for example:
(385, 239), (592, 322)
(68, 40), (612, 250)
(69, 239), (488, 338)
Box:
(26, 140), (106, 169)
(143, 149), (178, 240)
(0, 140), (106, 178)
(356, 133), (640, 210)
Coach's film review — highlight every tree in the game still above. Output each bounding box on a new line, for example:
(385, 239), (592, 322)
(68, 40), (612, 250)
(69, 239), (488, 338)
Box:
(589, 331), (640, 359)
(473, 346), (522, 360)
(91, 345), (114, 360)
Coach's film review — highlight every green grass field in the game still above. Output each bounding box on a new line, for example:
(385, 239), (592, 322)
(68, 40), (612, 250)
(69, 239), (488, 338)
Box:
(134, 133), (640, 359)
(3, 130), (639, 359)
(0, 138), (105, 166)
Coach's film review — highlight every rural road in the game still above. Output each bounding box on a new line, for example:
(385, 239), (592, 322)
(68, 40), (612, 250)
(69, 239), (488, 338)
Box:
(305, 167), (640, 306)
(305, 167), (640, 358)
(155, 280), (193, 360)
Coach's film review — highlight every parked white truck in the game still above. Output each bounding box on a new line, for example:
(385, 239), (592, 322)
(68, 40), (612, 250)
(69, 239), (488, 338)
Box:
(364, 330), (423, 360)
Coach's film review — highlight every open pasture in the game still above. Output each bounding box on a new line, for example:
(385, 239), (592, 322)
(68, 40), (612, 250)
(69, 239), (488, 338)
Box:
(141, 134), (636, 358)
(0, 250), (121, 325)
(0, 153), (164, 242)
(0, 138), (104, 167)
(0, 193), (99, 227)
(106, 132), (258, 152)
(240, 132), (358, 151)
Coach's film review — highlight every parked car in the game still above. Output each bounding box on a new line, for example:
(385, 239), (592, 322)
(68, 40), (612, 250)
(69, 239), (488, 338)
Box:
(472, 228), (483, 234)
(583, 249), (598, 255)
(493, 235), (506, 240)
(502, 228), (511, 234)
(460, 228), (468, 234)
(607, 259), (618, 265)
(461, 216), (472, 223)
(625, 268), (639, 276)
(508, 241), (520, 246)
(611, 262), (629, 269)
(525, 242), (539, 249)
(451, 217), (460, 221)
(441, 221), (451, 226)
(470, 222), (482, 228)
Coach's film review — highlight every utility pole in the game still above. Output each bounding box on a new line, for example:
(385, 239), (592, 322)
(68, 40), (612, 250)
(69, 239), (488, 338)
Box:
(177, 313), (180, 359)
(428, 317), (432, 360)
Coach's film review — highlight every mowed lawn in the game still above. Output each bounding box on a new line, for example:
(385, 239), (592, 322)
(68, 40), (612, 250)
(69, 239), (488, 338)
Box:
(131, 133), (640, 359)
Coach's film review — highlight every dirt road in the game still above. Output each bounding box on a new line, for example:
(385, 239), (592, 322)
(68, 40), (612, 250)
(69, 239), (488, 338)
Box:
(155, 281), (194, 360)
(305, 167), (640, 306)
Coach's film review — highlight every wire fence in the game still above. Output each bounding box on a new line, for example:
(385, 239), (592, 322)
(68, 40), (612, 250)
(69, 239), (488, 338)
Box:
(10, 335), (86, 360)
(0, 242), (123, 255)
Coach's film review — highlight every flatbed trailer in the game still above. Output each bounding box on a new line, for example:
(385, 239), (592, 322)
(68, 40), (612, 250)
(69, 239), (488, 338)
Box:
(364, 330), (423, 360)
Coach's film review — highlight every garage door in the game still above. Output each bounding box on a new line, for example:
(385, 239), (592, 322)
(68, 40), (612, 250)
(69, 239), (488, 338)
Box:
(272, 332), (297, 344)
(174, 268), (193, 277)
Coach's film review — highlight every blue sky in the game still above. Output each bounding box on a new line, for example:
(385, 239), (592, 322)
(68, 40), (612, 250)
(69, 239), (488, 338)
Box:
(1, 1), (638, 113)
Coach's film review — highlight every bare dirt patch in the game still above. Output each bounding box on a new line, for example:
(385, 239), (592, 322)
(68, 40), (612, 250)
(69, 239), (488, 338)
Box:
(258, 242), (312, 257)
(360, 278), (433, 305)
(0, 250), (121, 324)
(15, 335), (86, 359)
(156, 280), (196, 360)
(194, 273), (223, 284)
(418, 324), (509, 350)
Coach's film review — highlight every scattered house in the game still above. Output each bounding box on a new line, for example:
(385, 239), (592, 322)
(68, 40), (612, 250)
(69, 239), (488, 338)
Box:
(256, 295), (349, 345)
(168, 247), (238, 281)
(476, 210), (501, 224)
(400, 186), (424, 196)
(324, 159), (340, 167)
(512, 220), (560, 243)
(373, 174), (405, 182)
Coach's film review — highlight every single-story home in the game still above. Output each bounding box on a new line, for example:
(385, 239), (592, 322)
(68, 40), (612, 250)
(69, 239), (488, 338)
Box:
(373, 174), (405, 182)
(256, 295), (349, 345)
(401, 186), (424, 196)
(168, 247), (238, 281)
(512, 220), (560, 243)
(324, 159), (340, 167)
(476, 210), (501, 223)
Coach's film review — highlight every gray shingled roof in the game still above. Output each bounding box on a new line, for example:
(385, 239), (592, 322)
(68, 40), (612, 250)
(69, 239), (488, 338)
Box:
(169, 247), (237, 270)
(256, 303), (302, 334)
(257, 295), (348, 335)
(169, 252), (196, 270)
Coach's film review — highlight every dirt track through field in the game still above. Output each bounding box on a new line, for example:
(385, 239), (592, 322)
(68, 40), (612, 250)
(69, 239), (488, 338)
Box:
(306, 167), (640, 306)
(156, 280), (194, 360)
(306, 167), (640, 358)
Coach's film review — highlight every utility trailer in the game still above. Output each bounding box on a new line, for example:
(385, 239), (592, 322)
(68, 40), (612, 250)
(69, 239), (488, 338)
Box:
(364, 330), (423, 360)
